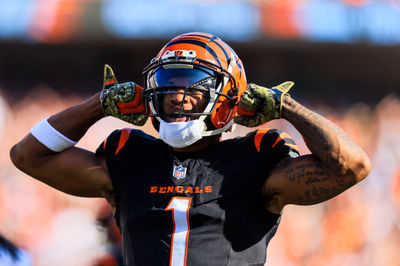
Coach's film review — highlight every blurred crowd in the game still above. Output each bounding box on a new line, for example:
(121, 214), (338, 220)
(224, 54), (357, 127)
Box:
(0, 87), (399, 266)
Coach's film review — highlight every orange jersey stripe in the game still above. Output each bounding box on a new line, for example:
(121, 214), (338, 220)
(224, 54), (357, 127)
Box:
(271, 136), (282, 149)
(254, 129), (298, 152)
(115, 128), (132, 155)
(271, 132), (293, 149)
(254, 128), (271, 152)
(271, 132), (299, 151)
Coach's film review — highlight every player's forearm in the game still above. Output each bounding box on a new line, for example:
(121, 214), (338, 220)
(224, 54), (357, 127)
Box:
(281, 96), (370, 181)
(48, 92), (104, 141)
(10, 92), (104, 162)
(10, 92), (112, 198)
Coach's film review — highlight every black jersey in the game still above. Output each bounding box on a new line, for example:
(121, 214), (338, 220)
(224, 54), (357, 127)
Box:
(96, 128), (299, 266)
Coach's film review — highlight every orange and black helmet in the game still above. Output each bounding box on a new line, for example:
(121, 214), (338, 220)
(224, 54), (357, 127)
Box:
(142, 32), (247, 134)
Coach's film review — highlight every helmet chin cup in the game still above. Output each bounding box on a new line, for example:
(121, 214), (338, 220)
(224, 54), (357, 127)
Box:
(159, 120), (206, 148)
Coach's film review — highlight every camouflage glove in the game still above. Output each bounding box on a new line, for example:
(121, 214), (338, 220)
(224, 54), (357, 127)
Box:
(100, 64), (148, 126)
(234, 81), (294, 127)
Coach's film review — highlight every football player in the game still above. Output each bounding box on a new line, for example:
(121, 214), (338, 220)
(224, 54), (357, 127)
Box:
(10, 32), (370, 266)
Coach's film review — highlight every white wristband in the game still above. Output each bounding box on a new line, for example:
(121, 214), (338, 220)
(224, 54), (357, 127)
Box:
(30, 118), (78, 152)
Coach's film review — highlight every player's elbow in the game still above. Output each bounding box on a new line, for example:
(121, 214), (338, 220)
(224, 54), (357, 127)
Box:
(346, 152), (371, 184)
(356, 153), (371, 181)
(10, 144), (26, 170)
(9, 143), (37, 173)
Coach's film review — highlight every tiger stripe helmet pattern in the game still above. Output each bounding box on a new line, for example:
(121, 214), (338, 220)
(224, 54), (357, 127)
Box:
(142, 32), (247, 135)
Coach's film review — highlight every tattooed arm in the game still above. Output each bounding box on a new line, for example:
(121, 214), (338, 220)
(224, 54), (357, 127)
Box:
(262, 96), (371, 214)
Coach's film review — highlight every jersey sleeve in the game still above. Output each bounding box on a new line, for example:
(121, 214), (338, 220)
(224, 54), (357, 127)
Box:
(252, 128), (300, 160)
(95, 128), (134, 229)
(96, 128), (133, 158)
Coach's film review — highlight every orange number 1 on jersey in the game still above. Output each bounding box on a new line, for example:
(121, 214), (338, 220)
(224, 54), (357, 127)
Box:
(165, 197), (192, 266)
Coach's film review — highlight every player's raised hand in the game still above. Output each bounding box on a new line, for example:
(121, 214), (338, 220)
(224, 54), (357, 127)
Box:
(234, 81), (294, 127)
(100, 64), (148, 126)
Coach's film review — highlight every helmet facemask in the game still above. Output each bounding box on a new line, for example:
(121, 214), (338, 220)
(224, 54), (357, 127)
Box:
(143, 50), (238, 136)
(146, 66), (216, 119)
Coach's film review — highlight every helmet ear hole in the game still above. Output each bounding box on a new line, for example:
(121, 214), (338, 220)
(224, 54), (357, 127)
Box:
(228, 98), (238, 109)
(228, 87), (239, 98)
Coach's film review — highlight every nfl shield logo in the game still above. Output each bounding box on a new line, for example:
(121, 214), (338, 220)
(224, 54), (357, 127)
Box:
(173, 165), (187, 179)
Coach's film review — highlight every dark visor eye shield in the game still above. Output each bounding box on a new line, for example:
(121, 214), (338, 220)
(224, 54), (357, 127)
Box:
(150, 66), (215, 88)
(144, 65), (222, 118)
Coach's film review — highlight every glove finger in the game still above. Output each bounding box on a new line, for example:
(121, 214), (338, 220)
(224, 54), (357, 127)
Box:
(234, 115), (262, 127)
(259, 94), (278, 120)
(108, 100), (121, 116)
(249, 83), (274, 100)
(132, 115), (148, 126)
(123, 114), (148, 126)
(237, 87), (260, 112)
(113, 82), (135, 103)
(233, 116), (248, 126)
(103, 64), (118, 90)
